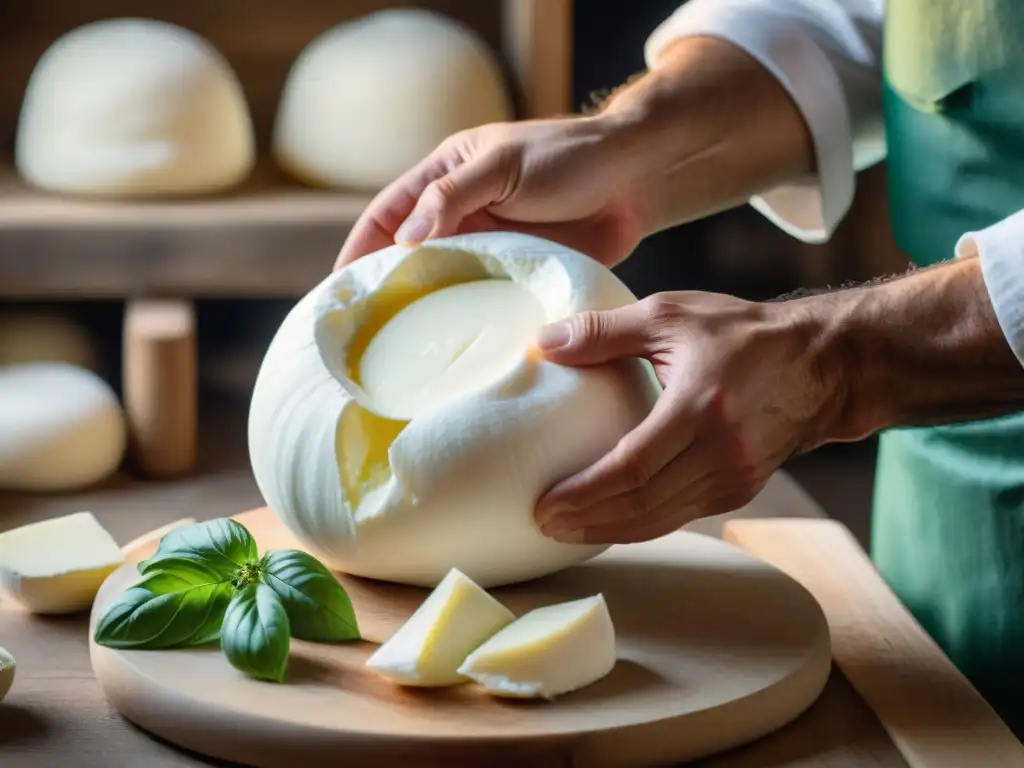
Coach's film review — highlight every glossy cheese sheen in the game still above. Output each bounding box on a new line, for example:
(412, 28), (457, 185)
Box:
(0, 511), (125, 614)
(457, 594), (617, 699)
(365, 568), (514, 686)
(357, 279), (546, 420)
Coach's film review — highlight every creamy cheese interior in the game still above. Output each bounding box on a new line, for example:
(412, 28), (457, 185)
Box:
(356, 279), (546, 420)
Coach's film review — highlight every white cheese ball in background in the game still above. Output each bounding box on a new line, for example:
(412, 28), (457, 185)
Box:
(15, 18), (255, 197)
(272, 9), (514, 190)
(0, 310), (98, 371)
(248, 232), (662, 589)
(0, 362), (127, 492)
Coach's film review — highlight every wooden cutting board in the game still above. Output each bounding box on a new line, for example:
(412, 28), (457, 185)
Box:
(88, 507), (832, 767)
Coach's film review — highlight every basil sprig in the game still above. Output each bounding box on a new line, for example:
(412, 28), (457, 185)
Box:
(93, 518), (360, 682)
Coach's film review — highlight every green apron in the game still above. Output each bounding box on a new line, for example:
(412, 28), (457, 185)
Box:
(872, 1), (1024, 733)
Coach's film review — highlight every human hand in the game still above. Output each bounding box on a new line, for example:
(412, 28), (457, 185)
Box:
(334, 116), (649, 269)
(334, 35), (815, 270)
(532, 291), (851, 545)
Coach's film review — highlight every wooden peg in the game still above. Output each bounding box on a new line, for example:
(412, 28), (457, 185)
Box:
(502, 0), (574, 119)
(122, 299), (197, 478)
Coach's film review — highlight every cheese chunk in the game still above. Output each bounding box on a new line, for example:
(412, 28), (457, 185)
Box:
(0, 511), (125, 614)
(273, 9), (513, 191)
(0, 362), (127, 492)
(365, 567), (515, 686)
(357, 279), (546, 421)
(0, 647), (14, 703)
(457, 594), (617, 699)
(16, 18), (255, 197)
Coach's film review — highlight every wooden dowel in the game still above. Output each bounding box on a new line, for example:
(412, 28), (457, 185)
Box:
(502, 0), (574, 119)
(122, 299), (197, 478)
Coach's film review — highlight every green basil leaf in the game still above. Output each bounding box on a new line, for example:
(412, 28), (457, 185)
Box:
(260, 549), (360, 642)
(221, 583), (290, 683)
(135, 556), (233, 591)
(93, 580), (234, 650)
(140, 519), (257, 579)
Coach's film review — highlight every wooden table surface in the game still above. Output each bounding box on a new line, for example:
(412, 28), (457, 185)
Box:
(0, 403), (907, 767)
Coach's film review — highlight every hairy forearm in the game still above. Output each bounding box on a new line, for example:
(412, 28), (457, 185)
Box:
(593, 36), (815, 236)
(805, 256), (1024, 440)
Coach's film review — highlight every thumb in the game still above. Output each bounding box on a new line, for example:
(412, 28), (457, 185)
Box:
(394, 152), (509, 245)
(535, 303), (654, 366)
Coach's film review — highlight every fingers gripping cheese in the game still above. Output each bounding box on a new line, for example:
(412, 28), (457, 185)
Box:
(247, 232), (661, 588)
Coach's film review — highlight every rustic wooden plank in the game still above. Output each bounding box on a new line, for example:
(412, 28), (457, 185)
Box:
(0, 163), (369, 298)
(724, 518), (1024, 768)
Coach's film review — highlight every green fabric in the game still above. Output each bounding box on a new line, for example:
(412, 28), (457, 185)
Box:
(873, 3), (1024, 734)
(884, 0), (1024, 109)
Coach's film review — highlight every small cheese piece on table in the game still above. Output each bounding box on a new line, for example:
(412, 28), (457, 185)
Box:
(0, 647), (14, 703)
(365, 567), (515, 687)
(458, 594), (617, 699)
(357, 279), (547, 420)
(0, 511), (125, 614)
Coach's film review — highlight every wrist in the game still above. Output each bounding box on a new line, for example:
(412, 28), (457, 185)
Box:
(796, 256), (1024, 438)
(593, 35), (815, 236)
(759, 294), (862, 452)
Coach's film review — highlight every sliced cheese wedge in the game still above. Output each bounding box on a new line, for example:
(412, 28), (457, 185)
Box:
(0, 647), (14, 703)
(0, 511), (125, 614)
(457, 593), (617, 699)
(365, 567), (515, 686)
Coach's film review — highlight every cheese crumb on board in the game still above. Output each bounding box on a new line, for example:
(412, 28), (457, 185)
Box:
(457, 594), (617, 699)
(0, 511), (125, 614)
(365, 567), (515, 687)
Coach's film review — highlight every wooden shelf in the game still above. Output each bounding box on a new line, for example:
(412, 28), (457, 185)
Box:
(0, 162), (373, 299)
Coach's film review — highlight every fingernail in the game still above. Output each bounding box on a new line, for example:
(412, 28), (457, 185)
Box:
(536, 321), (571, 351)
(395, 214), (433, 246)
(550, 528), (586, 544)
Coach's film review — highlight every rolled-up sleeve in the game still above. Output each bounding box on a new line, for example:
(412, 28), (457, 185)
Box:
(956, 210), (1024, 366)
(645, 0), (887, 243)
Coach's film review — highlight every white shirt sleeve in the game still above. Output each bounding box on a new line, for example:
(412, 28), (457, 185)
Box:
(645, 0), (887, 243)
(956, 211), (1024, 365)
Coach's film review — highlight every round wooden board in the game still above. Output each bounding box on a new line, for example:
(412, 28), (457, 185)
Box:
(89, 508), (832, 767)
